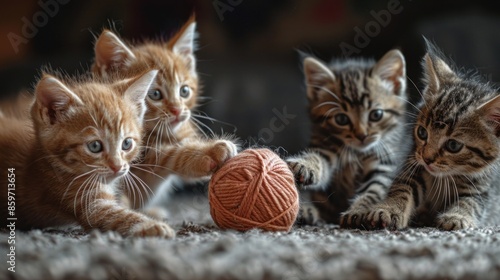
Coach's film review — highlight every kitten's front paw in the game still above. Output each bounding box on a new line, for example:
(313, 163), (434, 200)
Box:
(130, 220), (175, 238)
(295, 204), (322, 226)
(340, 206), (370, 229)
(286, 158), (318, 188)
(203, 140), (238, 173)
(436, 213), (475, 231)
(365, 204), (408, 230)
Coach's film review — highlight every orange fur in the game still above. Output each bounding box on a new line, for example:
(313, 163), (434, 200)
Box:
(0, 71), (174, 238)
(92, 17), (238, 214)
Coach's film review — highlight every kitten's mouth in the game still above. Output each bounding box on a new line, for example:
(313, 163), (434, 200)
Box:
(351, 137), (377, 151)
(423, 164), (435, 173)
(106, 170), (128, 181)
(420, 162), (449, 176)
(167, 115), (189, 126)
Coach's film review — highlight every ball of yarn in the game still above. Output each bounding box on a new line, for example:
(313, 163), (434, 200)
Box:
(208, 148), (299, 232)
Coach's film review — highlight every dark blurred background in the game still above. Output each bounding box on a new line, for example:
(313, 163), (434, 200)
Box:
(1, 0), (500, 155)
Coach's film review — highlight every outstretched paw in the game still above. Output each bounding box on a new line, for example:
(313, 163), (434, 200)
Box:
(364, 204), (408, 230)
(295, 204), (323, 226)
(129, 220), (175, 238)
(340, 206), (370, 229)
(436, 213), (475, 231)
(286, 158), (318, 188)
(198, 140), (238, 176)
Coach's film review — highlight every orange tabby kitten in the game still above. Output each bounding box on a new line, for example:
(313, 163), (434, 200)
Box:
(92, 17), (238, 216)
(0, 70), (175, 238)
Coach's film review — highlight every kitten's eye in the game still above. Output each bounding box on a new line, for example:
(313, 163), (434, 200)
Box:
(369, 109), (384, 122)
(335, 113), (350, 126)
(87, 140), (103, 153)
(417, 126), (428, 140)
(148, 89), (162, 101)
(122, 138), (134, 151)
(445, 139), (463, 153)
(180, 85), (190, 98)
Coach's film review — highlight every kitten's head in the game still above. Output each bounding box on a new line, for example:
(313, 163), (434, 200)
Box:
(414, 42), (500, 176)
(305, 49), (406, 152)
(31, 70), (157, 182)
(92, 17), (198, 143)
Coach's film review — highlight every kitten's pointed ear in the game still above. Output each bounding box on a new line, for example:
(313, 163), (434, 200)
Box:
(304, 57), (335, 99)
(479, 94), (500, 133)
(373, 49), (406, 95)
(124, 70), (158, 119)
(423, 53), (458, 95)
(168, 16), (197, 75)
(35, 75), (83, 124)
(94, 30), (136, 73)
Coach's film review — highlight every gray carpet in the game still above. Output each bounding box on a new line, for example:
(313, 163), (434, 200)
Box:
(2, 194), (500, 280)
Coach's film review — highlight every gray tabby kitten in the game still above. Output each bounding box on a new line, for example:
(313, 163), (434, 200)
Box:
(365, 41), (500, 231)
(286, 50), (408, 228)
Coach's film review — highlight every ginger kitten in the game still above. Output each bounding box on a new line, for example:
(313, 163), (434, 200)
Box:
(0, 70), (175, 238)
(92, 17), (238, 216)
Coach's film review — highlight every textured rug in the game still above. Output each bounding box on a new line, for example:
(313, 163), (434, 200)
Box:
(2, 194), (500, 280)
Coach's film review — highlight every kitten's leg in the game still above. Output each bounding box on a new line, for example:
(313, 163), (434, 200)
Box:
(286, 148), (337, 189)
(340, 182), (388, 229)
(364, 183), (417, 230)
(159, 138), (238, 178)
(436, 195), (484, 230)
(340, 160), (394, 228)
(363, 163), (427, 230)
(287, 149), (337, 225)
(77, 191), (175, 238)
(295, 204), (323, 226)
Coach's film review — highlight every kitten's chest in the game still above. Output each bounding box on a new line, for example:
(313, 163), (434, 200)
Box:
(421, 174), (459, 212)
(333, 154), (370, 190)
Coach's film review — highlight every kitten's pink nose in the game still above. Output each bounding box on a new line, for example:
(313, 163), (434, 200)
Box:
(423, 157), (434, 165)
(169, 106), (181, 117)
(109, 164), (123, 174)
(356, 133), (367, 142)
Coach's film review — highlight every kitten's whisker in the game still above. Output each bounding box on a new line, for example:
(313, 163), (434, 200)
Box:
(128, 171), (154, 206)
(130, 165), (167, 182)
(450, 176), (459, 212)
(61, 169), (98, 205)
(407, 76), (428, 109)
(463, 175), (486, 208)
(144, 116), (162, 122)
(191, 117), (216, 137)
(307, 84), (341, 101)
(324, 108), (340, 119)
(192, 113), (238, 133)
(73, 172), (97, 219)
(396, 96), (422, 114)
(121, 175), (135, 209)
(145, 119), (162, 152)
(86, 174), (101, 227)
(190, 118), (210, 138)
(314, 102), (341, 110)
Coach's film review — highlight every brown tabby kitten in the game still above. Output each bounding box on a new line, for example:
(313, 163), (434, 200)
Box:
(0, 70), (175, 238)
(286, 50), (407, 228)
(364, 42), (500, 231)
(92, 17), (238, 216)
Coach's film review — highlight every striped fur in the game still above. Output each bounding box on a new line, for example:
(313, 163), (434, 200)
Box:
(365, 41), (500, 231)
(287, 50), (408, 227)
(92, 17), (238, 218)
(0, 71), (175, 237)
